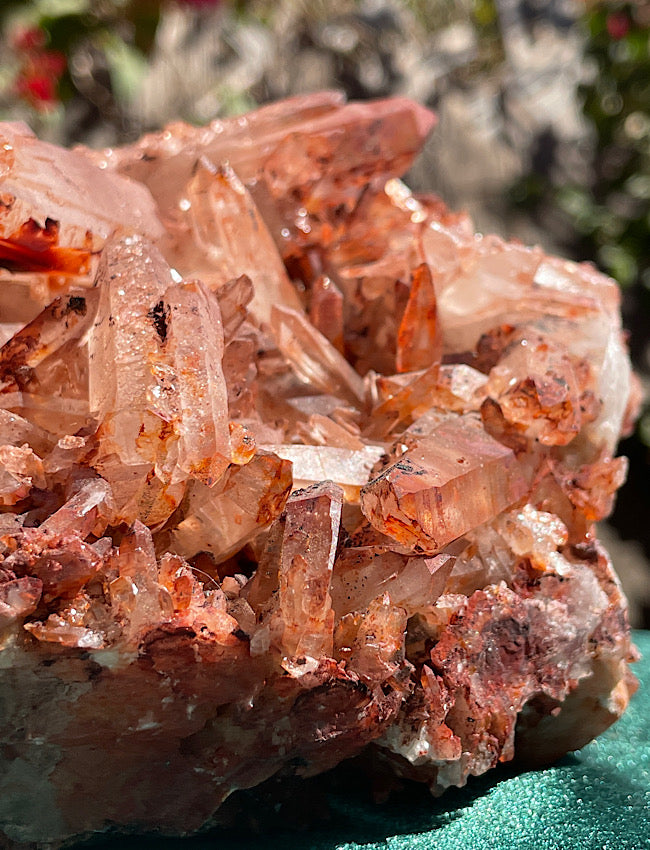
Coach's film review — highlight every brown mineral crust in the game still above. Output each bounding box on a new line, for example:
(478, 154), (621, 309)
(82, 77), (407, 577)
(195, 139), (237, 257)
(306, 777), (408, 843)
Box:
(378, 546), (636, 789)
(430, 586), (588, 758)
(512, 543), (639, 766)
(0, 94), (640, 847)
(37, 631), (407, 837)
(43, 650), (235, 836)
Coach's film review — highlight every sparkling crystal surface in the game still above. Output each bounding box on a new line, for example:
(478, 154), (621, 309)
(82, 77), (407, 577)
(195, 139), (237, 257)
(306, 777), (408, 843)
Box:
(0, 95), (639, 848)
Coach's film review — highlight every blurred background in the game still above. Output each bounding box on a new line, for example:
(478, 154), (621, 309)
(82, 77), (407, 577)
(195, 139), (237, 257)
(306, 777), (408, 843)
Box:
(0, 0), (649, 625)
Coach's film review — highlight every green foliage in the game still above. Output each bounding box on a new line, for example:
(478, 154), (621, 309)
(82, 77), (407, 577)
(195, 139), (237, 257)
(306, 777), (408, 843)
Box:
(512, 3), (649, 292)
(578, 2), (650, 290)
(0, 0), (160, 124)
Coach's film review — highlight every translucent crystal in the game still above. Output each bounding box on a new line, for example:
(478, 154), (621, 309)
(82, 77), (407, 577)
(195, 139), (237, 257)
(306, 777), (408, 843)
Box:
(484, 330), (584, 446)
(0, 444), (45, 505)
(2, 527), (103, 602)
(271, 304), (365, 407)
(260, 443), (384, 502)
(332, 548), (454, 617)
(39, 477), (113, 538)
(170, 450), (293, 562)
(346, 593), (408, 684)
(0, 289), (99, 433)
(361, 414), (531, 554)
(0, 122), (162, 328)
(154, 279), (231, 485)
(109, 521), (164, 643)
(276, 481), (343, 661)
(169, 158), (302, 326)
(0, 573), (41, 629)
(89, 95), (435, 249)
(0, 122), (162, 248)
(308, 275), (345, 353)
(396, 263), (442, 373)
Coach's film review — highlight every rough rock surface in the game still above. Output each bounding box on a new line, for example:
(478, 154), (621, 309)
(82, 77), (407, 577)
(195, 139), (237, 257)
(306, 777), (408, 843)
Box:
(0, 94), (639, 847)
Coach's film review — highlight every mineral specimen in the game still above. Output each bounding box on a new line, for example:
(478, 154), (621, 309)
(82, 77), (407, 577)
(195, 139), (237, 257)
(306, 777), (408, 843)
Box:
(0, 94), (639, 848)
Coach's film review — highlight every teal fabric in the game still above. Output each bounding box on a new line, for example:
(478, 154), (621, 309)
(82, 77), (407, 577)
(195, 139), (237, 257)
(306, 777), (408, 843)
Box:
(80, 631), (650, 850)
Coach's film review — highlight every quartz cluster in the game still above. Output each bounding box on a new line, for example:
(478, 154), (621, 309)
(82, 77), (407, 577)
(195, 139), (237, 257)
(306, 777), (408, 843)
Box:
(0, 94), (639, 847)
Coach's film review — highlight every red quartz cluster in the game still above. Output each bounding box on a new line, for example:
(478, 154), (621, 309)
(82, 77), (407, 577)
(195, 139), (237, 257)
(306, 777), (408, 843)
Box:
(0, 94), (639, 846)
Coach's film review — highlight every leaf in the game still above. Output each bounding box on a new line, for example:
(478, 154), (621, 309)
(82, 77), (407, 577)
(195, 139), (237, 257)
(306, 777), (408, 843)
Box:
(100, 30), (148, 106)
(36, 0), (90, 15)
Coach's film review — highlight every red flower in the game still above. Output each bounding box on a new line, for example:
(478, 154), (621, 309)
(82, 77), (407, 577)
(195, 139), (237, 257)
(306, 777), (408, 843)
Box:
(12, 31), (67, 111)
(37, 50), (67, 77)
(16, 75), (57, 105)
(606, 11), (630, 40)
(11, 25), (46, 52)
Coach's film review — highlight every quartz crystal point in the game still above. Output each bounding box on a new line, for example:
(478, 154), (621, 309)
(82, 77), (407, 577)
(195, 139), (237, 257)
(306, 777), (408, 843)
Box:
(0, 122), (163, 325)
(170, 449), (293, 562)
(88, 234), (231, 524)
(276, 481), (343, 661)
(0, 95), (640, 848)
(155, 278), (232, 485)
(168, 157), (303, 326)
(271, 303), (366, 407)
(361, 414), (532, 554)
(85, 94), (435, 243)
(396, 263), (442, 373)
(0, 289), (98, 434)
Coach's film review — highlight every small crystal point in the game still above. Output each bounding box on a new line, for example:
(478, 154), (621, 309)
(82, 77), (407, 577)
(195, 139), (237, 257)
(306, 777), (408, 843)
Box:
(157, 278), (231, 485)
(0, 573), (42, 628)
(277, 481), (343, 660)
(271, 304), (365, 406)
(40, 477), (113, 538)
(396, 263), (442, 373)
(170, 449), (293, 562)
(174, 158), (302, 326)
(361, 415), (531, 553)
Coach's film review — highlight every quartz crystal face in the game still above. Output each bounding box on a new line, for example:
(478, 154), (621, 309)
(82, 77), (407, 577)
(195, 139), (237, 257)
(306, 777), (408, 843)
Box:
(0, 94), (640, 847)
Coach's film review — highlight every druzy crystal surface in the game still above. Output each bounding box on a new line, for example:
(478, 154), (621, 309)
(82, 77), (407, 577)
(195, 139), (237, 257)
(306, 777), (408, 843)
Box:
(0, 95), (639, 847)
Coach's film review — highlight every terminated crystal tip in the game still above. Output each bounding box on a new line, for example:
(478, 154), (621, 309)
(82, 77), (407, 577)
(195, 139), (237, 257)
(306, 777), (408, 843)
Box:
(0, 93), (638, 848)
